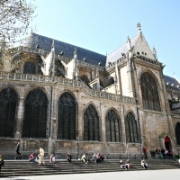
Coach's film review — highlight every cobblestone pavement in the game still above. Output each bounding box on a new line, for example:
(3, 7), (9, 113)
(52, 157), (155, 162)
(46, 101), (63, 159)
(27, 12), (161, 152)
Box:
(2, 169), (180, 180)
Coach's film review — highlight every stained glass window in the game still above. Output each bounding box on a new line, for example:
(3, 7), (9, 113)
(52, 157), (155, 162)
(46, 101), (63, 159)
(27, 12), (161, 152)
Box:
(24, 61), (36, 74)
(125, 112), (139, 143)
(22, 89), (47, 138)
(106, 110), (120, 142)
(140, 72), (161, 111)
(175, 122), (180, 145)
(0, 88), (17, 137)
(84, 105), (99, 141)
(58, 93), (76, 140)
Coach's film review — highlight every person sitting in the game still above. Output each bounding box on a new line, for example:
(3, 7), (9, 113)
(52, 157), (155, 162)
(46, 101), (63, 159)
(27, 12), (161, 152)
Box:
(50, 154), (55, 163)
(125, 159), (132, 170)
(119, 160), (127, 169)
(81, 153), (89, 164)
(29, 153), (36, 162)
(100, 154), (104, 162)
(92, 153), (96, 162)
(0, 155), (5, 172)
(67, 152), (72, 162)
(96, 153), (101, 163)
(169, 151), (173, 159)
(164, 149), (169, 159)
(141, 159), (148, 169)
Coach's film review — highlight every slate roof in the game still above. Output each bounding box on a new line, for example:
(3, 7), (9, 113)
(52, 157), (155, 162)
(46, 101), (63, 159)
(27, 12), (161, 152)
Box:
(106, 36), (138, 66)
(163, 75), (180, 90)
(20, 33), (107, 66)
(19, 33), (180, 89)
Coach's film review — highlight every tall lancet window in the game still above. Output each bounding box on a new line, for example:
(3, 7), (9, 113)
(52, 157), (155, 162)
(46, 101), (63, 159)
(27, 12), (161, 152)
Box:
(58, 92), (76, 140)
(106, 110), (120, 142)
(0, 88), (17, 137)
(84, 105), (100, 141)
(175, 122), (180, 145)
(22, 89), (47, 138)
(24, 61), (36, 74)
(125, 112), (139, 143)
(140, 72), (161, 111)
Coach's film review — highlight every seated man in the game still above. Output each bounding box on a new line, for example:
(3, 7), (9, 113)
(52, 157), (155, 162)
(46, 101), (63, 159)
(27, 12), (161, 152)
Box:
(67, 152), (72, 162)
(81, 153), (89, 164)
(29, 153), (36, 162)
(125, 159), (132, 169)
(96, 153), (101, 163)
(50, 154), (56, 163)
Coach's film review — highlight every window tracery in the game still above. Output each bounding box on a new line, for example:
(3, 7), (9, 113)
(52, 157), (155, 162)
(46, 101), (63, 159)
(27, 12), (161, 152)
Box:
(140, 72), (161, 111)
(0, 88), (17, 137)
(58, 92), (76, 140)
(84, 105), (99, 141)
(22, 89), (47, 138)
(125, 112), (139, 143)
(24, 61), (36, 74)
(106, 110), (120, 142)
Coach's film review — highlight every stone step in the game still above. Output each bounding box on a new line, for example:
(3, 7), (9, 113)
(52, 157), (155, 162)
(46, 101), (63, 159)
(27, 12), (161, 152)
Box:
(0, 159), (179, 177)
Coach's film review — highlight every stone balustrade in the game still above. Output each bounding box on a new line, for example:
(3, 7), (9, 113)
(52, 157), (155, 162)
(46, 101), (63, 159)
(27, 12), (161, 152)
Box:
(0, 71), (137, 104)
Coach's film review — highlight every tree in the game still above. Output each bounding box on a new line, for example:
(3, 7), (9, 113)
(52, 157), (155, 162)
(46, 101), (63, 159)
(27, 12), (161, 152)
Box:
(0, 0), (36, 47)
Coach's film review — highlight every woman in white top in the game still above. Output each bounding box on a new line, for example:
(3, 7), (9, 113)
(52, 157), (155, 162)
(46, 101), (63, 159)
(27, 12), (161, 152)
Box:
(38, 148), (45, 165)
(141, 159), (148, 169)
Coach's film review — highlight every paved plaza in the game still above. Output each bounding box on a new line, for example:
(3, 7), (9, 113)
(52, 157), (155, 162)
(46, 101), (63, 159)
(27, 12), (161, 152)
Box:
(1, 169), (180, 180)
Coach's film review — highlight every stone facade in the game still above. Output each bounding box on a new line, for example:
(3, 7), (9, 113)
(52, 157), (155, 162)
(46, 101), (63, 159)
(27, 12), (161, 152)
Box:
(0, 25), (180, 159)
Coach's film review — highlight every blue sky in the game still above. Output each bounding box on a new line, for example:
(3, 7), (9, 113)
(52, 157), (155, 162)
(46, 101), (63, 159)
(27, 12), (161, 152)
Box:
(28, 0), (180, 79)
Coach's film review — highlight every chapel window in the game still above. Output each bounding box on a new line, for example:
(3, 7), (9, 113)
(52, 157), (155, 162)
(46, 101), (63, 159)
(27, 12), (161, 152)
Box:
(125, 112), (139, 143)
(175, 122), (180, 145)
(0, 88), (17, 137)
(106, 109), (120, 142)
(24, 61), (36, 74)
(84, 105), (100, 141)
(58, 92), (76, 140)
(22, 89), (47, 138)
(140, 72), (161, 111)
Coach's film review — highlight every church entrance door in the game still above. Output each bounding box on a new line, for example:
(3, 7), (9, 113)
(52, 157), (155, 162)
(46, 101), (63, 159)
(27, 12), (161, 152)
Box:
(164, 136), (171, 151)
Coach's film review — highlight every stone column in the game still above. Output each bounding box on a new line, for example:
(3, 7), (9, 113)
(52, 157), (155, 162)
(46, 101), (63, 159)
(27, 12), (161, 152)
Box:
(15, 96), (25, 139)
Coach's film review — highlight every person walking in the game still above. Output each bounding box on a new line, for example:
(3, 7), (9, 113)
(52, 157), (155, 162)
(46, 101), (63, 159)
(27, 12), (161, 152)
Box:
(0, 155), (5, 172)
(38, 148), (45, 165)
(142, 146), (147, 159)
(15, 141), (21, 159)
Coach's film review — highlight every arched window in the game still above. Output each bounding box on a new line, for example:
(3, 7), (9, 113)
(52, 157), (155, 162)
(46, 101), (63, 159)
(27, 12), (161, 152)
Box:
(24, 61), (36, 74)
(125, 112), (139, 143)
(0, 88), (17, 137)
(84, 105), (99, 141)
(22, 89), (47, 138)
(106, 109), (120, 142)
(140, 72), (161, 111)
(175, 122), (180, 145)
(58, 92), (76, 140)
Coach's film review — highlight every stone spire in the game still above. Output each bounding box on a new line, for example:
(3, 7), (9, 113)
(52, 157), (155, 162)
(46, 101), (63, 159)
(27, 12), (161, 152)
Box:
(137, 22), (143, 37)
(137, 22), (141, 32)
(127, 36), (132, 51)
(72, 48), (79, 80)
